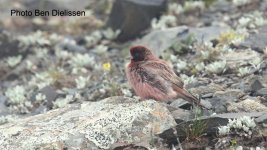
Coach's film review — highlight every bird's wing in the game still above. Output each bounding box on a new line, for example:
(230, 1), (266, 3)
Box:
(141, 60), (184, 89)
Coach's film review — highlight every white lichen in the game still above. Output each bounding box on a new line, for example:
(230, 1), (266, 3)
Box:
(238, 67), (251, 77)
(180, 74), (197, 85)
(218, 116), (256, 137)
(69, 53), (95, 68)
(218, 126), (230, 135)
(237, 11), (266, 29)
(29, 71), (54, 89)
(93, 45), (108, 54)
(18, 30), (50, 46)
(195, 62), (205, 72)
(35, 93), (46, 102)
(26, 60), (36, 70)
(151, 15), (177, 30)
(85, 31), (102, 47)
(121, 88), (132, 97)
(102, 28), (120, 40)
(34, 47), (49, 58)
(53, 95), (74, 108)
(175, 59), (187, 72)
(206, 60), (227, 74)
(5, 85), (26, 105)
(184, 1), (205, 12)
(6, 55), (22, 68)
(168, 3), (184, 15)
(75, 76), (90, 89)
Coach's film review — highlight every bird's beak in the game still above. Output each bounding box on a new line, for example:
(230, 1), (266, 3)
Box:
(126, 56), (132, 59)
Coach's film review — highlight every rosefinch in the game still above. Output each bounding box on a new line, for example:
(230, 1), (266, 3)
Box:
(126, 45), (205, 108)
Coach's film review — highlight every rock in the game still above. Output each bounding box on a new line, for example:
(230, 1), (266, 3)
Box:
(201, 93), (213, 98)
(219, 49), (260, 70)
(135, 26), (230, 56)
(39, 86), (59, 109)
(169, 99), (189, 109)
(240, 24), (267, 52)
(107, 0), (167, 42)
(213, 89), (245, 101)
(0, 97), (176, 150)
(0, 95), (9, 116)
(170, 108), (193, 124)
(190, 26), (230, 43)
(255, 88), (267, 97)
(134, 26), (188, 56)
(159, 112), (266, 144)
(203, 89), (244, 112)
(227, 99), (267, 112)
(206, 97), (227, 113)
(190, 83), (225, 96)
(23, 0), (91, 11)
(255, 113), (267, 125)
(249, 78), (264, 93)
(0, 30), (21, 59)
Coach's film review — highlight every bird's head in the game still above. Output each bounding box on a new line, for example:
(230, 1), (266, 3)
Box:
(130, 46), (156, 62)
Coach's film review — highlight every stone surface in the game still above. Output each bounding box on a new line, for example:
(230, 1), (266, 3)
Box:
(134, 26), (188, 56)
(255, 113), (267, 125)
(0, 95), (8, 116)
(227, 99), (267, 112)
(135, 25), (230, 56)
(0, 30), (21, 59)
(0, 96), (176, 150)
(249, 78), (264, 93)
(169, 99), (188, 109)
(213, 89), (245, 101)
(240, 24), (267, 52)
(219, 49), (260, 70)
(170, 108), (193, 124)
(159, 112), (266, 143)
(202, 89), (244, 112)
(107, 0), (167, 42)
(255, 88), (267, 97)
(186, 83), (225, 96)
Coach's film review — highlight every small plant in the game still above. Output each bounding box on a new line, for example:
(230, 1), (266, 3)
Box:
(151, 15), (177, 30)
(195, 42), (220, 62)
(170, 34), (195, 55)
(218, 31), (246, 45)
(236, 11), (267, 29)
(35, 93), (46, 102)
(184, 109), (207, 141)
(5, 85), (26, 105)
(238, 67), (251, 77)
(102, 28), (121, 40)
(206, 60), (227, 74)
(180, 74), (197, 85)
(5, 55), (22, 68)
(218, 116), (257, 138)
(75, 76), (90, 89)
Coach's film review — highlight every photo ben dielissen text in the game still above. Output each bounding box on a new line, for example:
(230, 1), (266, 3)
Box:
(11, 9), (86, 16)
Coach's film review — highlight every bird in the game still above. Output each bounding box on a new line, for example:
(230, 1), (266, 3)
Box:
(126, 45), (206, 108)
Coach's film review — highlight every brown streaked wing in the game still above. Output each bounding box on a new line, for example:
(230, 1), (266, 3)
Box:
(141, 60), (184, 88)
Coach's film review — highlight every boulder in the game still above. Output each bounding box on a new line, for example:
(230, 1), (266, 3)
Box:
(0, 96), (176, 150)
(107, 0), (167, 42)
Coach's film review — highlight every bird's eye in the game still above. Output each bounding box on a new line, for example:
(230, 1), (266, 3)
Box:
(134, 53), (139, 57)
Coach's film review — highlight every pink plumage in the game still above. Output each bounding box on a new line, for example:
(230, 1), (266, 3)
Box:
(126, 45), (204, 107)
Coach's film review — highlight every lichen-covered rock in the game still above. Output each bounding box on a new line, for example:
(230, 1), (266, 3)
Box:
(0, 96), (176, 150)
(227, 99), (267, 112)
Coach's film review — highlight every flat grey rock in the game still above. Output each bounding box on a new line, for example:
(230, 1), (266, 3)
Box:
(0, 97), (176, 150)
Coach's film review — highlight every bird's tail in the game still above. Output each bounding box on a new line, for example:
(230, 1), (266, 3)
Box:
(174, 88), (208, 109)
